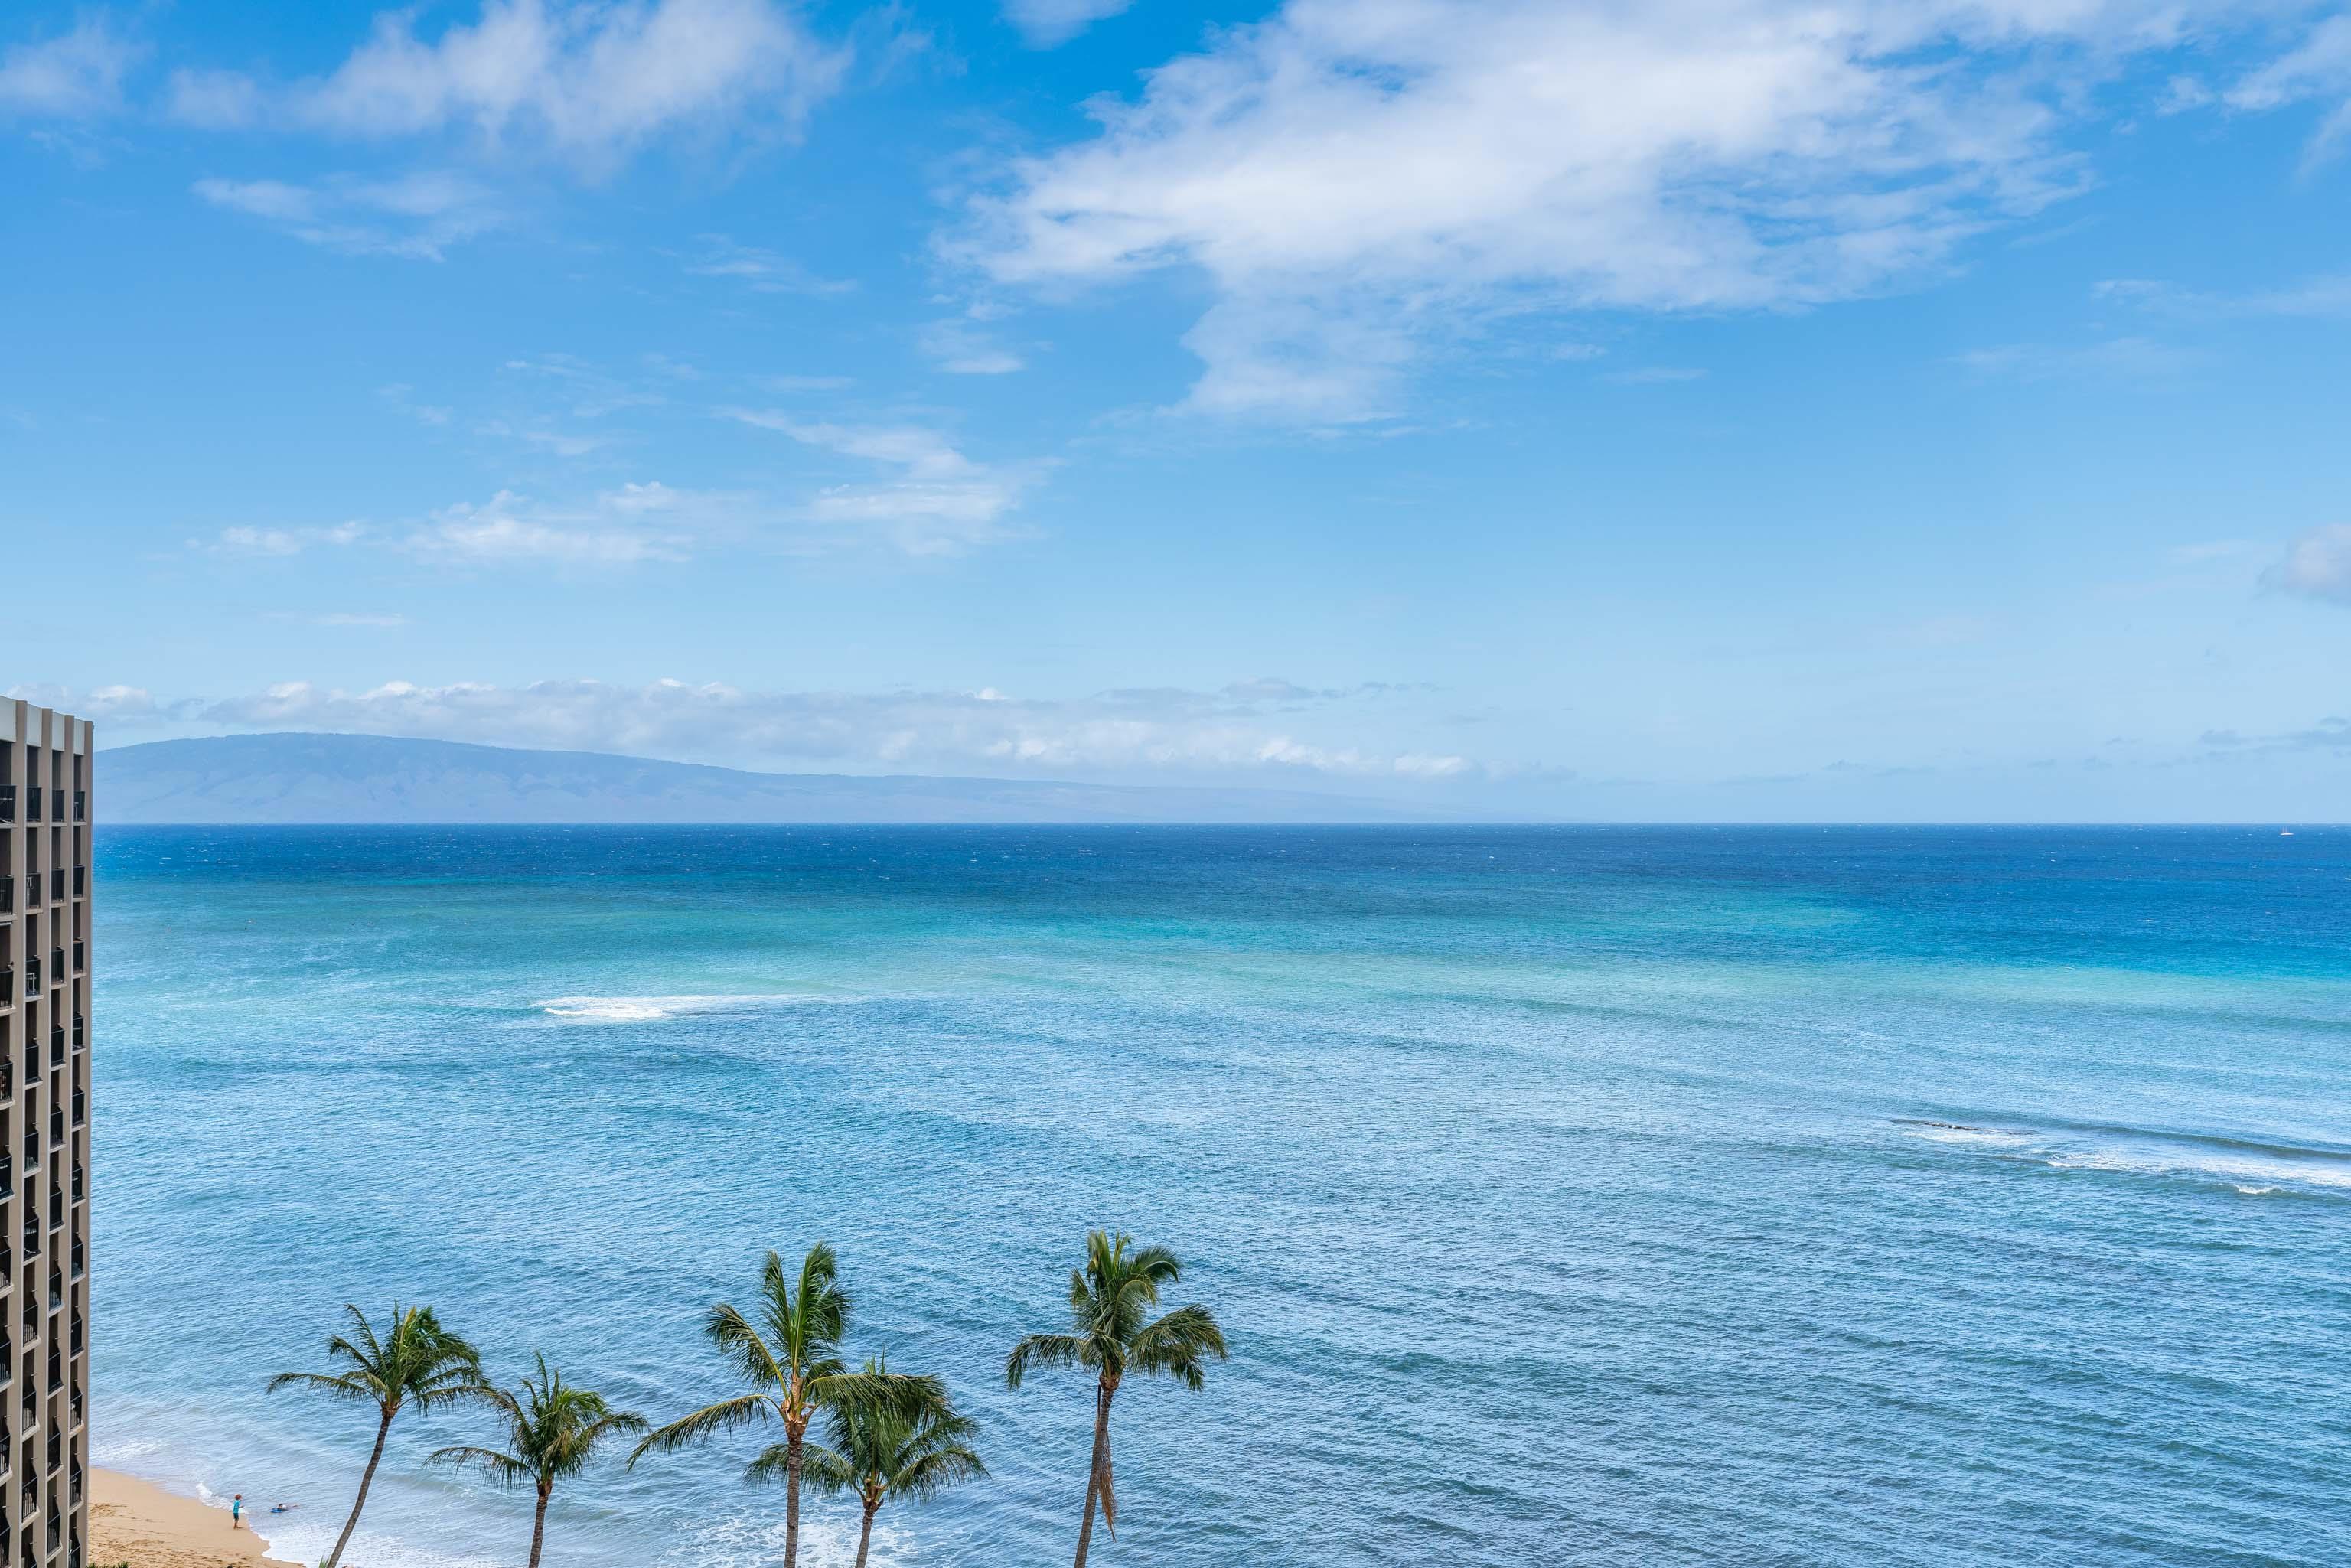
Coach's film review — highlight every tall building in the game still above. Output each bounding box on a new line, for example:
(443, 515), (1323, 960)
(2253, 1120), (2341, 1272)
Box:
(0, 702), (88, 1568)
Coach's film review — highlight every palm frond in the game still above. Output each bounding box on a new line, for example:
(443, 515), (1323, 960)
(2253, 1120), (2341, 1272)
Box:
(266, 1370), (379, 1403)
(627, 1392), (773, 1467)
(1005, 1333), (1090, 1390)
(1128, 1302), (1228, 1389)
(426, 1445), (533, 1488)
(705, 1300), (787, 1392)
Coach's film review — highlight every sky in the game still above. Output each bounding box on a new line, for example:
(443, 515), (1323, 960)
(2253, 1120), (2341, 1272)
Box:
(2, 0), (2349, 820)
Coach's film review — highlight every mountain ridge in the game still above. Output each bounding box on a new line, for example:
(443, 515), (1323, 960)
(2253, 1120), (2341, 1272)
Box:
(94, 732), (1462, 825)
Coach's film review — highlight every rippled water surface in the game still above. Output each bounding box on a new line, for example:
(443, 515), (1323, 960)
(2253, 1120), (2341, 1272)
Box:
(93, 826), (2351, 1566)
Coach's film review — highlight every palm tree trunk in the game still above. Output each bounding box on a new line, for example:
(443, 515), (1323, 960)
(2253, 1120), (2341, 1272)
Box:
(1074, 1382), (1114, 1568)
(784, 1429), (804, 1568)
(324, 1408), (395, 1568)
(854, 1499), (878, 1568)
(528, 1484), (550, 1568)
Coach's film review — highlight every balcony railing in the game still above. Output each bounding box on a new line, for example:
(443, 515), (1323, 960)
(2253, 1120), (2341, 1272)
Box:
(70, 1016), (82, 1048)
(46, 1113), (62, 1146)
(47, 790), (61, 823)
(0, 971), (10, 1008)
(21, 960), (35, 993)
(70, 867), (82, 897)
(65, 1320), (77, 1356)
(0, 786), (12, 823)
(70, 792), (83, 823)
(21, 1043), (35, 1081)
(69, 1165), (80, 1202)
(45, 1030), (59, 1059)
(22, 790), (37, 822)
(70, 943), (81, 973)
(68, 1243), (81, 1279)
(68, 1095), (82, 1129)
(0, 881), (10, 915)
(46, 872), (60, 905)
(15, 1231), (31, 1263)
(47, 950), (60, 984)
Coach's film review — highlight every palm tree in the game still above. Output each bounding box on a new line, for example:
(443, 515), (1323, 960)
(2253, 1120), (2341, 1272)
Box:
(792, 1358), (986, 1568)
(267, 1302), (485, 1568)
(630, 1244), (939, 1568)
(1006, 1231), (1228, 1568)
(429, 1354), (646, 1568)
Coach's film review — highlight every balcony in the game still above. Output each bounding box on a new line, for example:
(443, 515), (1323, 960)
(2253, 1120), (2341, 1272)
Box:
(18, 877), (31, 914)
(46, 790), (61, 823)
(69, 1016), (81, 1049)
(16, 1139), (30, 1174)
(22, 790), (37, 822)
(70, 943), (81, 974)
(67, 1243), (80, 1280)
(21, 960), (35, 993)
(65, 1320), (77, 1357)
(47, 950), (60, 986)
(45, 1029), (59, 1060)
(0, 786), (11, 823)
(45, 872), (60, 905)
(69, 868), (82, 898)
(0, 970), (10, 1008)
(68, 1166), (80, 1203)
(21, 1042), (35, 1081)
(15, 1229), (31, 1263)
(70, 793), (82, 823)
(44, 1196), (57, 1231)
(0, 880), (10, 916)
(45, 1113), (61, 1146)
(68, 1096), (81, 1130)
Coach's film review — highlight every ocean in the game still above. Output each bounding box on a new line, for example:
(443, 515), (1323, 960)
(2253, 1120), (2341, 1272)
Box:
(91, 826), (2351, 1566)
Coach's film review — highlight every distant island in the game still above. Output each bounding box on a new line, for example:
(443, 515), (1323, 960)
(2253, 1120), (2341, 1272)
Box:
(96, 732), (1461, 826)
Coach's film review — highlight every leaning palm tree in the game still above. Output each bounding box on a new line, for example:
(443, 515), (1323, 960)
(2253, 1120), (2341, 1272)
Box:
(267, 1302), (485, 1568)
(429, 1353), (646, 1568)
(792, 1358), (986, 1568)
(630, 1244), (940, 1568)
(1006, 1231), (1228, 1568)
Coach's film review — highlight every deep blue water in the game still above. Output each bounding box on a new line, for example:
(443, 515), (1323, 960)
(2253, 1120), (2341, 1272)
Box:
(91, 826), (2351, 1567)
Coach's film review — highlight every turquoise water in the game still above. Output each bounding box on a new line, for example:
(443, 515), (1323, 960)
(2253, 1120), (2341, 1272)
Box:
(93, 826), (2351, 1567)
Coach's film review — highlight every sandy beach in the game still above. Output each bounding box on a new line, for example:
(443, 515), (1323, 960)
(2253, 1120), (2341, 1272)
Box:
(93, 1470), (302, 1568)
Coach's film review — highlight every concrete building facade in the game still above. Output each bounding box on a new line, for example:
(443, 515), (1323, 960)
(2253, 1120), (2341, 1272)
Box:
(0, 702), (88, 1568)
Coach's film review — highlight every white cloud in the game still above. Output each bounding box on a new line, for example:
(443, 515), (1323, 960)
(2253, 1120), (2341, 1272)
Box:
(165, 67), (265, 129)
(0, 17), (142, 120)
(1951, 336), (2193, 381)
(1003, 0), (1137, 48)
(279, 0), (846, 168)
(201, 523), (367, 556)
(960, 0), (2300, 420)
(2226, 13), (2351, 161)
(194, 171), (507, 259)
(404, 486), (706, 564)
(726, 412), (1044, 555)
(2267, 523), (2351, 604)
(193, 675), (1471, 781)
(921, 320), (1026, 375)
(684, 235), (856, 295)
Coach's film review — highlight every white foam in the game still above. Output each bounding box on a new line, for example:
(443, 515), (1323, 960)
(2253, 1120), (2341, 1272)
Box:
(262, 1516), (510, 1568)
(664, 1511), (918, 1568)
(536, 994), (822, 1023)
(90, 1434), (164, 1464)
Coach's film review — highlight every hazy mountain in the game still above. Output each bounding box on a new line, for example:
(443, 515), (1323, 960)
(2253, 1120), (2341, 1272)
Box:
(96, 733), (1456, 825)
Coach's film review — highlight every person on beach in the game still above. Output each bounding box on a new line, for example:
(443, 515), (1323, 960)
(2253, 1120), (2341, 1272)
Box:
(230, 1494), (243, 1529)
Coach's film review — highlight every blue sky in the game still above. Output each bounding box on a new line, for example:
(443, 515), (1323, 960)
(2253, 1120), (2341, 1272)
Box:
(3, 0), (2349, 819)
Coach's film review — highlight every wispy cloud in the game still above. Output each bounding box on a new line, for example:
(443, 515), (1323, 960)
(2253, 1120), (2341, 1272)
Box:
(683, 235), (856, 296)
(404, 484), (710, 564)
(920, 319), (1026, 376)
(726, 412), (1045, 555)
(187, 675), (1472, 781)
(197, 523), (367, 556)
(1603, 367), (1707, 386)
(1001, 0), (1136, 49)
(194, 171), (507, 259)
(0, 16), (142, 120)
(186, 0), (846, 170)
(2266, 523), (2351, 605)
(1951, 337), (2194, 383)
(2224, 13), (2351, 165)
